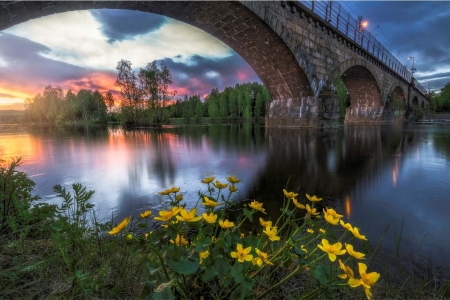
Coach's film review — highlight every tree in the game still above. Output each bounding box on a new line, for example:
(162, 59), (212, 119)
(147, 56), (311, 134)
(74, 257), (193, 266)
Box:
(115, 60), (141, 126)
(105, 91), (115, 113)
(138, 60), (176, 124)
(207, 88), (220, 118)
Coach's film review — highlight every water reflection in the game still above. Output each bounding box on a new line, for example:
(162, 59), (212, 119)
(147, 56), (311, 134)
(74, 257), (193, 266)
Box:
(1, 123), (450, 275)
(255, 124), (450, 275)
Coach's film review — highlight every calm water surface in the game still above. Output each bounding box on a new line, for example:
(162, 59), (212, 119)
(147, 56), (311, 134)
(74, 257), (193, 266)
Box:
(1, 123), (449, 275)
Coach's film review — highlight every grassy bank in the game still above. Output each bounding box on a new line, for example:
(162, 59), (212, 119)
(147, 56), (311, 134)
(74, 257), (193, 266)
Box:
(1, 159), (449, 299)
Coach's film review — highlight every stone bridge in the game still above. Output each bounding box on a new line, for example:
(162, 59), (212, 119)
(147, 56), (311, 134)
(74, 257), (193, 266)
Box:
(0, 1), (429, 127)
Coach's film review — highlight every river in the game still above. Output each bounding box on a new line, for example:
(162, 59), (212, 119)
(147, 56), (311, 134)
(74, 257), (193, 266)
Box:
(1, 122), (449, 276)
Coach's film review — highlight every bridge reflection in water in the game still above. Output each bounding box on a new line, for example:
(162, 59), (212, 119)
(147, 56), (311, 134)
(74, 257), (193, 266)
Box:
(1, 123), (449, 275)
(251, 124), (449, 276)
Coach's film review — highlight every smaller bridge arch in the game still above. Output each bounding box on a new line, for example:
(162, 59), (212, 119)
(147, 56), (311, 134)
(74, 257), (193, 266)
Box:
(328, 58), (383, 123)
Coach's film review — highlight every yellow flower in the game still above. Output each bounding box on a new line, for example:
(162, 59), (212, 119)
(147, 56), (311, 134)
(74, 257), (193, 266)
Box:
(230, 243), (253, 263)
(252, 248), (273, 267)
(213, 180), (228, 189)
(348, 263), (380, 300)
(158, 187), (179, 195)
(202, 212), (217, 224)
(319, 228), (326, 234)
(259, 218), (272, 227)
(153, 207), (182, 222)
(176, 208), (202, 222)
(229, 184), (238, 193)
(158, 188), (172, 195)
(219, 219), (234, 229)
(292, 198), (305, 209)
(145, 232), (152, 239)
(338, 259), (355, 279)
(345, 243), (366, 259)
(170, 234), (189, 246)
(317, 239), (346, 262)
(323, 207), (343, 225)
(240, 233), (245, 239)
(263, 225), (280, 242)
(226, 176), (241, 184)
(201, 176), (215, 184)
(199, 250), (210, 264)
(126, 234), (133, 241)
(301, 245), (308, 253)
(340, 220), (353, 231)
(108, 216), (131, 235)
(201, 196), (223, 207)
(352, 227), (368, 241)
(283, 189), (298, 199)
(140, 210), (152, 218)
(306, 194), (322, 202)
(249, 200), (266, 214)
(175, 194), (183, 202)
(307, 228), (314, 234)
(305, 204), (319, 216)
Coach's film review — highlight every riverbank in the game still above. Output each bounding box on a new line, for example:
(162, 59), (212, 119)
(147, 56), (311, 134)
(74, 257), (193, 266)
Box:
(1, 182), (448, 299)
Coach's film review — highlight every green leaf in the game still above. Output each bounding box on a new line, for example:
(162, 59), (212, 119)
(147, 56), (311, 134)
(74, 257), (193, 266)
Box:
(146, 263), (161, 276)
(242, 276), (253, 291)
(230, 284), (247, 300)
(224, 233), (232, 248)
(312, 265), (337, 288)
(168, 255), (199, 275)
(231, 263), (244, 283)
(243, 208), (253, 222)
(139, 281), (155, 300)
(153, 280), (175, 300)
(201, 256), (230, 282)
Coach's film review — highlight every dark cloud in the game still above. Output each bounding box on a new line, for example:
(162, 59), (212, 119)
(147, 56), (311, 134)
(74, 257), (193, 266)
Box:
(0, 33), (87, 84)
(351, 1), (450, 75)
(162, 54), (261, 97)
(90, 9), (166, 43)
(0, 33), (117, 97)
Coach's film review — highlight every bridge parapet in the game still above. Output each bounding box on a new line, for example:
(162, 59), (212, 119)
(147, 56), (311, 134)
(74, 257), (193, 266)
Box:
(294, 0), (428, 99)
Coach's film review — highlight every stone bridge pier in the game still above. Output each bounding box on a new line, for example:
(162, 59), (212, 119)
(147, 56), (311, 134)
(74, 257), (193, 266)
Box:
(0, 1), (429, 127)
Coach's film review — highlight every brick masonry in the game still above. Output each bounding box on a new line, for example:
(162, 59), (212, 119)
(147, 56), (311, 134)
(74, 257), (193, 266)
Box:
(0, 1), (429, 127)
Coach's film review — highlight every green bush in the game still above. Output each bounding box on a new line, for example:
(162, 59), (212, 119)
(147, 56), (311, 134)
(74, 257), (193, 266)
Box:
(108, 176), (380, 299)
(0, 158), (41, 234)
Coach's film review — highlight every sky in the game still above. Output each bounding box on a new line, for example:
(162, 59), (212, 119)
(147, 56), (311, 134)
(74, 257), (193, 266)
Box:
(0, 1), (449, 110)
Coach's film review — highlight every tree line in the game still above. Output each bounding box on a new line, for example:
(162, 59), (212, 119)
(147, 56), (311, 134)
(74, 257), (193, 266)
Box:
(430, 82), (450, 113)
(24, 86), (113, 124)
(23, 59), (272, 126)
(170, 82), (271, 122)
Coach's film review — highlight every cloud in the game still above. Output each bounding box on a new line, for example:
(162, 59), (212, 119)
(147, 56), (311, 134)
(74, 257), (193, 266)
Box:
(351, 1), (450, 76)
(90, 9), (167, 43)
(4, 11), (232, 71)
(0, 33), (115, 100)
(163, 54), (261, 98)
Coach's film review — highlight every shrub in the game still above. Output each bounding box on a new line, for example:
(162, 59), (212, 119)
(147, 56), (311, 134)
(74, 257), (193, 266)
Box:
(108, 176), (380, 299)
(0, 158), (41, 234)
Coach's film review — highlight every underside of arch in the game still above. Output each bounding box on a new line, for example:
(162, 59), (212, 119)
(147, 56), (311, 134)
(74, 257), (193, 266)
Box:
(0, 1), (313, 104)
(383, 85), (406, 120)
(340, 65), (383, 123)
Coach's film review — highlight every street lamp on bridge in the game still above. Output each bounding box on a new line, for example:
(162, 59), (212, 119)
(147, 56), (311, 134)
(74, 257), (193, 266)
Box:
(408, 57), (416, 76)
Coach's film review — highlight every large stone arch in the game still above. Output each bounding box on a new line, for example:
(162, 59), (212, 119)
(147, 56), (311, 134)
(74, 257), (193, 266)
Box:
(383, 84), (407, 120)
(327, 58), (383, 123)
(0, 1), (313, 106)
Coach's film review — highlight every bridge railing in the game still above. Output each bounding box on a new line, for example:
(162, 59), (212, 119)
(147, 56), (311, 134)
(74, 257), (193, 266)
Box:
(298, 0), (428, 97)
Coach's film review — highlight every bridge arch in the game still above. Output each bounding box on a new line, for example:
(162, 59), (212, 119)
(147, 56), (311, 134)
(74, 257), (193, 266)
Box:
(0, 1), (313, 105)
(327, 58), (383, 122)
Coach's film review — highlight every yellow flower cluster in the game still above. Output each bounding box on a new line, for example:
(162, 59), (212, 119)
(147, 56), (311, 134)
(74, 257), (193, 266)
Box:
(107, 177), (379, 300)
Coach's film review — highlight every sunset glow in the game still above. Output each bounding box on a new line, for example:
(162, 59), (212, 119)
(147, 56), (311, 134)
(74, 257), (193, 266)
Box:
(0, 9), (260, 110)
